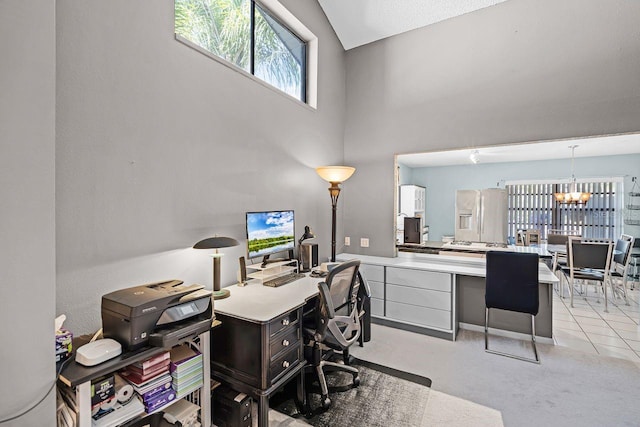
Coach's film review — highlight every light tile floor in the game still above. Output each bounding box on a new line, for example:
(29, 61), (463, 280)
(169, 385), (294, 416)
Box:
(552, 280), (640, 362)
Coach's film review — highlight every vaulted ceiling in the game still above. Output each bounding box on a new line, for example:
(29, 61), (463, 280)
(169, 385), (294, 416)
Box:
(317, 0), (510, 50)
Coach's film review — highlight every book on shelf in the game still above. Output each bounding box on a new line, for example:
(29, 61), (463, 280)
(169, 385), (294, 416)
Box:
(144, 387), (177, 413)
(129, 373), (172, 396)
(169, 344), (202, 373)
(173, 374), (203, 397)
(130, 351), (170, 372)
(120, 366), (170, 386)
(171, 366), (202, 386)
(125, 358), (170, 376)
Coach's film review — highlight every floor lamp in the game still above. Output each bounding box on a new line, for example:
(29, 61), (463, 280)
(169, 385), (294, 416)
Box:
(193, 236), (239, 300)
(316, 166), (356, 262)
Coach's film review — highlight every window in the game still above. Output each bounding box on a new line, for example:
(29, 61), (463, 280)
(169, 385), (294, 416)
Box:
(175, 0), (308, 103)
(506, 179), (622, 240)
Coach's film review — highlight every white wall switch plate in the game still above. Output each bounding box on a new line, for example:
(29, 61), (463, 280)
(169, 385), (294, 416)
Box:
(360, 238), (369, 247)
(345, 236), (350, 246)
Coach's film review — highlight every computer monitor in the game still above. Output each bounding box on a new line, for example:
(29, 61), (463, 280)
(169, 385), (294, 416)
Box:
(246, 210), (295, 261)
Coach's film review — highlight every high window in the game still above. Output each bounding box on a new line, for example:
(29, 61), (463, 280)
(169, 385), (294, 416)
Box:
(506, 179), (622, 240)
(175, 0), (310, 104)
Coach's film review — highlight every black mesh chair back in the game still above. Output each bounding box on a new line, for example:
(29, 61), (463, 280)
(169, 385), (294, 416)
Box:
(485, 251), (540, 363)
(303, 260), (362, 409)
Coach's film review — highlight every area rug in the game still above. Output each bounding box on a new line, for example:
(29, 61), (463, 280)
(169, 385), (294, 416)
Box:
(271, 358), (432, 427)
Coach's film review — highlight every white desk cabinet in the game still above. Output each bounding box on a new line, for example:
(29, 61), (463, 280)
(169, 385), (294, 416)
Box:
(358, 263), (455, 338)
(359, 263), (385, 317)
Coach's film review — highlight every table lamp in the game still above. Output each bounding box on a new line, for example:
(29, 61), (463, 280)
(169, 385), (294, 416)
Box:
(193, 236), (239, 300)
(316, 166), (356, 262)
(298, 225), (316, 272)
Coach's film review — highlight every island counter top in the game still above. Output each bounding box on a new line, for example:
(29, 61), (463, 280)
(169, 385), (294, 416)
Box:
(338, 251), (559, 284)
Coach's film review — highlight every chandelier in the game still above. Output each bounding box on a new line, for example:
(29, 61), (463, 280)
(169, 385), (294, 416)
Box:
(553, 145), (591, 205)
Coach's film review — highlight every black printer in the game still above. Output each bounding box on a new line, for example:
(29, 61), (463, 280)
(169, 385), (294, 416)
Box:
(102, 280), (213, 350)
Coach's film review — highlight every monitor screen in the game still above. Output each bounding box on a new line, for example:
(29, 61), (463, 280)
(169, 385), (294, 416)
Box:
(246, 210), (295, 259)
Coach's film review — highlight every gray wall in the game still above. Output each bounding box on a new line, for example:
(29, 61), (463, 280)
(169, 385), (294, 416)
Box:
(342, 0), (640, 257)
(407, 154), (640, 241)
(0, 0), (56, 424)
(56, 0), (346, 335)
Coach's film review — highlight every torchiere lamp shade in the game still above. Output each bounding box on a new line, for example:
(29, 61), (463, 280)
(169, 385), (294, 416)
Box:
(316, 166), (355, 183)
(316, 165), (356, 263)
(193, 236), (239, 300)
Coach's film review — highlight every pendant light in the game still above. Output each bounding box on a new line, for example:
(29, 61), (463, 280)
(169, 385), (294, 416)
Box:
(553, 145), (591, 205)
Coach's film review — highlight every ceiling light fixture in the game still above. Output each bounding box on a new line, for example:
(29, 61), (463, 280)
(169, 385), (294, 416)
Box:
(553, 145), (591, 205)
(469, 150), (479, 164)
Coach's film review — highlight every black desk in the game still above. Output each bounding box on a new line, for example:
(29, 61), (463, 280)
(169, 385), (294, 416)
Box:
(210, 277), (321, 427)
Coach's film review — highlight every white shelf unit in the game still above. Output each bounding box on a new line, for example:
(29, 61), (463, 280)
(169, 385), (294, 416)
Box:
(59, 331), (210, 427)
(246, 259), (299, 284)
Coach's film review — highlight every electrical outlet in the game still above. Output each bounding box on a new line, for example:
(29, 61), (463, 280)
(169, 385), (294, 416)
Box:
(360, 238), (369, 248)
(345, 236), (350, 246)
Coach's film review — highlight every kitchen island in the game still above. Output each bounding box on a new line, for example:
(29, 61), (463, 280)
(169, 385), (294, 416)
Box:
(337, 251), (559, 343)
(397, 240), (553, 257)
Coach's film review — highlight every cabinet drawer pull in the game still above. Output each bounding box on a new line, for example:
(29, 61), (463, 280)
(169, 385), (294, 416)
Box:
(282, 319), (290, 326)
(282, 360), (290, 368)
(282, 339), (289, 347)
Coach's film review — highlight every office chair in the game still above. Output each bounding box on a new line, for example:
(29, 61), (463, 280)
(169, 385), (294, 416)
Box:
(485, 251), (540, 364)
(356, 270), (372, 347)
(303, 260), (362, 409)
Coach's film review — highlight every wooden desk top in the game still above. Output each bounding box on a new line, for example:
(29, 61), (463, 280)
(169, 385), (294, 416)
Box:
(213, 276), (322, 323)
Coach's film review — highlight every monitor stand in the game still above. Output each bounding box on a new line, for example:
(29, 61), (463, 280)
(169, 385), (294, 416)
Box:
(260, 249), (295, 268)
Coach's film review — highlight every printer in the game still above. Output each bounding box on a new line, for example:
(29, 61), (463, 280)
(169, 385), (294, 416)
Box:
(102, 280), (213, 350)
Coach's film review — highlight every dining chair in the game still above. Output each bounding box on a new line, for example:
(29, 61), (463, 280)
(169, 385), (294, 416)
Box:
(562, 237), (613, 312)
(547, 233), (570, 297)
(608, 234), (635, 305)
(485, 251), (540, 364)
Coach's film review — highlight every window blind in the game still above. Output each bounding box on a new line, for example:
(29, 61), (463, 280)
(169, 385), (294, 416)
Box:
(506, 181), (619, 240)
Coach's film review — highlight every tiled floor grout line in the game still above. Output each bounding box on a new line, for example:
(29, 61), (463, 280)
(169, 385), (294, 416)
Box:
(552, 283), (640, 360)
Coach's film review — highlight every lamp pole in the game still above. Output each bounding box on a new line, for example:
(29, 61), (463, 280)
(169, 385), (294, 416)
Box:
(328, 182), (341, 262)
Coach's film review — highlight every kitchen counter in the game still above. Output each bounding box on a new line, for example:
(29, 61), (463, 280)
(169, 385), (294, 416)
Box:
(338, 252), (558, 342)
(397, 241), (552, 257)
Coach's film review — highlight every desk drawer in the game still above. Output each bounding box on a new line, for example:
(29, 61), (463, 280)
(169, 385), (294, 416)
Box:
(386, 301), (451, 330)
(269, 310), (299, 337)
(360, 263), (384, 282)
(386, 267), (451, 292)
(270, 346), (300, 385)
(387, 284), (451, 311)
(368, 280), (384, 299)
(370, 297), (384, 317)
(269, 327), (299, 360)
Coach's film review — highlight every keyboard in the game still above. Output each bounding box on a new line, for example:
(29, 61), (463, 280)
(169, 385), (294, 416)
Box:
(263, 273), (306, 287)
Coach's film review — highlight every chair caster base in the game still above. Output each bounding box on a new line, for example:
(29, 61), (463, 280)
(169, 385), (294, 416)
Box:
(353, 376), (360, 387)
(321, 395), (331, 409)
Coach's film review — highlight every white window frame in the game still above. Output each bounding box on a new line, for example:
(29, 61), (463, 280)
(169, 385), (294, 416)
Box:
(174, 0), (318, 109)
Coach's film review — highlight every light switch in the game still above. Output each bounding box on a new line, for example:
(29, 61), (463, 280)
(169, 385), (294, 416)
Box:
(360, 238), (369, 248)
(345, 236), (350, 246)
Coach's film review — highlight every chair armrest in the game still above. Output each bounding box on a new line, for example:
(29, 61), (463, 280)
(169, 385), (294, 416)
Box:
(318, 281), (336, 319)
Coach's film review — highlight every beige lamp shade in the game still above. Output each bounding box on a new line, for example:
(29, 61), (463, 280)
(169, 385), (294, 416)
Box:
(315, 166), (356, 183)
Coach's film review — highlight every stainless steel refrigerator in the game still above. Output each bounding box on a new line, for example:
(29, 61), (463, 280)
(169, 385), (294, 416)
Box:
(455, 189), (508, 243)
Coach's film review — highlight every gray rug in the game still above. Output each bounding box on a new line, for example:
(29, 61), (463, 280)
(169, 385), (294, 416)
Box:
(272, 359), (432, 427)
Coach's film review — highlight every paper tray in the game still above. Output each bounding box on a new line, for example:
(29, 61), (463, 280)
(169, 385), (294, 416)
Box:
(148, 317), (212, 348)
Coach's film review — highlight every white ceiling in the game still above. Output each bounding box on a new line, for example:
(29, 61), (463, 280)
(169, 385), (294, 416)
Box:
(317, 0), (510, 50)
(397, 133), (640, 168)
